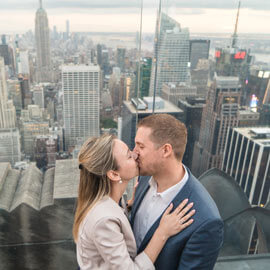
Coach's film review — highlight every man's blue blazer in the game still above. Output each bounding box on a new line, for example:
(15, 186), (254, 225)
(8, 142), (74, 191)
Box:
(130, 168), (224, 270)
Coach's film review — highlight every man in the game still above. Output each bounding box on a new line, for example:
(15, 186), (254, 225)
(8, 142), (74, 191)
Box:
(131, 114), (223, 270)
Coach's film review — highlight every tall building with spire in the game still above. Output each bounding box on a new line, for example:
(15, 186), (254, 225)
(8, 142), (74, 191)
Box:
(214, 1), (251, 82)
(149, 13), (190, 97)
(35, 0), (51, 82)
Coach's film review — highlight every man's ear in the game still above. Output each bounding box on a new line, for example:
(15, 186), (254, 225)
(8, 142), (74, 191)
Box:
(107, 170), (121, 182)
(162, 143), (173, 158)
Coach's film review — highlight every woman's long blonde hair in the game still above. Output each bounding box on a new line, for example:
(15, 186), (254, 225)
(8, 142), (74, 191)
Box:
(73, 134), (118, 242)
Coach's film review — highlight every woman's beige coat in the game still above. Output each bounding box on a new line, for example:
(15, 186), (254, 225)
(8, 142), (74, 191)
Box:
(76, 196), (155, 270)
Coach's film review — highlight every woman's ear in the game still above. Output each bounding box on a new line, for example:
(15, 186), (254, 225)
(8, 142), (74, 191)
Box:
(107, 170), (121, 182)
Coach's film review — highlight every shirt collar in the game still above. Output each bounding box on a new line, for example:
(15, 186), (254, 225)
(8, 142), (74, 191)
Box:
(148, 165), (189, 205)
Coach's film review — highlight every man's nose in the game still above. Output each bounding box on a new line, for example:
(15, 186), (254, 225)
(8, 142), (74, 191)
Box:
(133, 145), (139, 154)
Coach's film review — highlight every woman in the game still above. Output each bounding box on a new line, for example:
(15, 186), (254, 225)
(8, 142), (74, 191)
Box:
(73, 134), (195, 270)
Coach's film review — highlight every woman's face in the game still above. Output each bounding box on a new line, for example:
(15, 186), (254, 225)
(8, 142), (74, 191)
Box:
(113, 139), (139, 181)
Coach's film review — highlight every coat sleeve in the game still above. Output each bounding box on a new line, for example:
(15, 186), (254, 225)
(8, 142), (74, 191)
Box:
(177, 218), (224, 270)
(92, 216), (155, 270)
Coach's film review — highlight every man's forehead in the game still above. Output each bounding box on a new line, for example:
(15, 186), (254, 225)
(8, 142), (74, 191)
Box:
(135, 126), (152, 141)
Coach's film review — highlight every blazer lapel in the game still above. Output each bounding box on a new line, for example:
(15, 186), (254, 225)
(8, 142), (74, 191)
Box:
(138, 175), (193, 253)
(130, 176), (151, 227)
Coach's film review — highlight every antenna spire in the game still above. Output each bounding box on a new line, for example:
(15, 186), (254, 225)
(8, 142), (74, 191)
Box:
(232, 1), (241, 48)
(39, 0), (43, 9)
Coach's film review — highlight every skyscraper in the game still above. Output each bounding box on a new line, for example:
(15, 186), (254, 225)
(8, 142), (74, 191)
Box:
(222, 127), (270, 206)
(149, 13), (190, 97)
(192, 75), (241, 177)
(0, 35), (11, 66)
(0, 57), (16, 128)
(178, 97), (206, 168)
(62, 65), (100, 150)
(189, 40), (210, 70)
(35, 0), (51, 82)
(136, 57), (152, 98)
(0, 128), (21, 164)
(161, 82), (197, 106)
(0, 35), (15, 75)
(116, 47), (126, 72)
(33, 85), (44, 109)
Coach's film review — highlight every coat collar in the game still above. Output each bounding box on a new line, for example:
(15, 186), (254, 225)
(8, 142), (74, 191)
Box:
(130, 176), (151, 226)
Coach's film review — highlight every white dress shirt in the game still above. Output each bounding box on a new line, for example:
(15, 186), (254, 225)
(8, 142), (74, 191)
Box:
(133, 165), (189, 249)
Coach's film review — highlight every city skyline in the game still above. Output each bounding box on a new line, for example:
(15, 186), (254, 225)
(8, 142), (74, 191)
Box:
(0, 0), (270, 34)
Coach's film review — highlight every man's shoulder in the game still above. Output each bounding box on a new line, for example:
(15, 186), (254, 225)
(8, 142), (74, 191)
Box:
(187, 174), (222, 222)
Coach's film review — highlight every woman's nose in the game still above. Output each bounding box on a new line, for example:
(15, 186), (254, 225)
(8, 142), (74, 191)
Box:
(132, 151), (138, 160)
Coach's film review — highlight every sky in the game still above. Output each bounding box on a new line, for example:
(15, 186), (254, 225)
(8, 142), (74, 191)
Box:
(0, 0), (269, 34)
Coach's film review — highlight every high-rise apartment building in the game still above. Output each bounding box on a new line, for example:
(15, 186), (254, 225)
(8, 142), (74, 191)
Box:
(34, 135), (58, 169)
(189, 40), (210, 70)
(62, 65), (100, 149)
(0, 57), (16, 128)
(35, 0), (51, 82)
(7, 79), (22, 114)
(21, 120), (49, 159)
(192, 75), (241, 177)
(178, 97), (206, 169)
(0, 128), (21, 164)
(222, 127), (270, 206)
(238, 108), (260, 127)
(33, 85), (44, 109)
(18, 75), (31, 109)
(149, 13), (190, 97)
(161, 82), (197, 106)
(190, 59), (210, 98)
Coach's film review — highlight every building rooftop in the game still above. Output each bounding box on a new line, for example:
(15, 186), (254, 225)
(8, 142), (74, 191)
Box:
(250, 127), (270, 135)
(238, 109), (260, 116)
(61, 64), (100, 72)
(178, 98), (206, 108)
(124, 98), (183, 114)
(215, 75), (241, 88)
(234, 126), (270, 146)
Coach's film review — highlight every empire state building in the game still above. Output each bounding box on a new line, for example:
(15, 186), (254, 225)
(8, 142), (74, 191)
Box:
(35, 0), (51, 82)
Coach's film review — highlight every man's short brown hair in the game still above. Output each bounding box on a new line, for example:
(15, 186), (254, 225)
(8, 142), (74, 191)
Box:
(138, 114), (187, 161)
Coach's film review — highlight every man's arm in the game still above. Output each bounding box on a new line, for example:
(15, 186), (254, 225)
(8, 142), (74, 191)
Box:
(178, 218), (224, 270)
